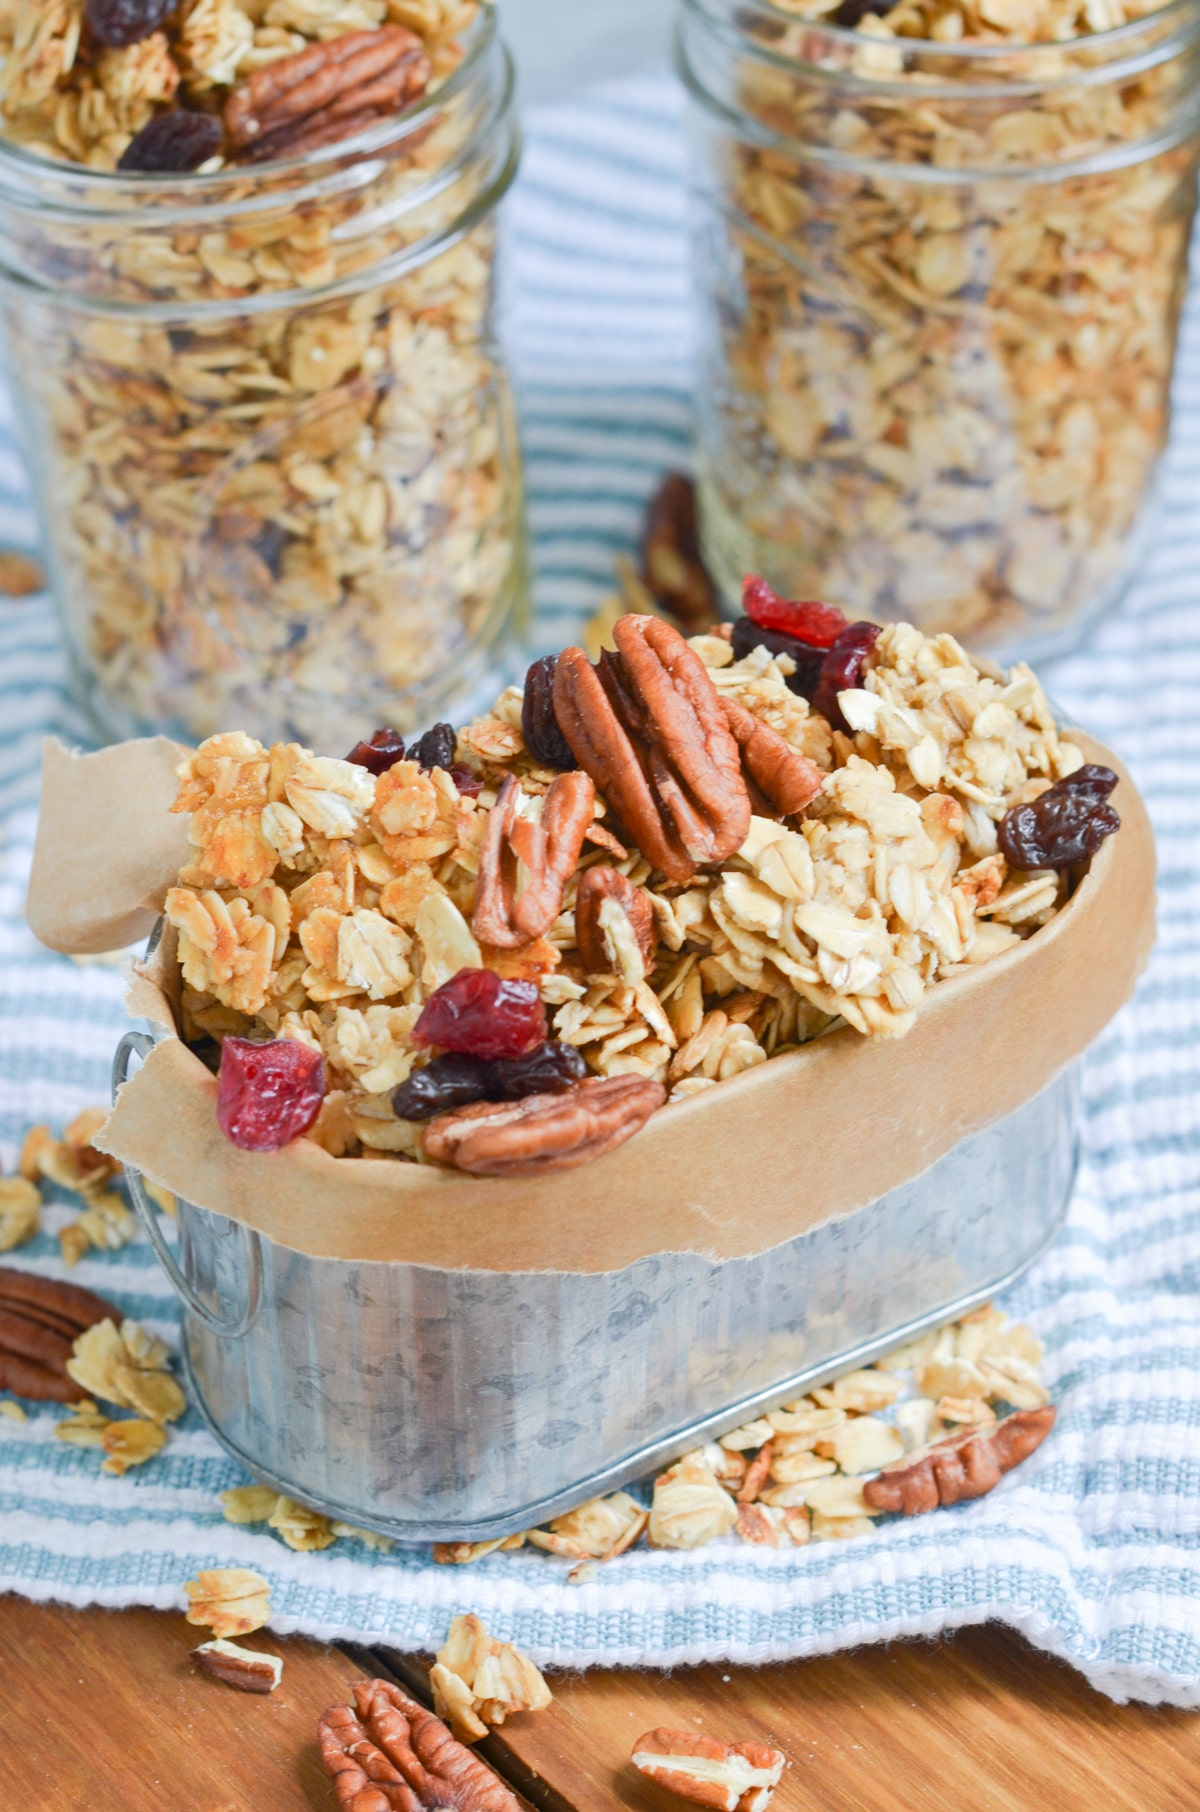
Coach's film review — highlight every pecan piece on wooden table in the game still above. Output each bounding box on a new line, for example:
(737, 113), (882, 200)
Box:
(0, 1264), (119, 1402)
(574, 865), (656, 980)
(319, 1678), (522, 1812)
(225, 27), (431, 165)
(471, 770), (595, 949)
(719, 695), (824, 818)
(863, 1406), (1056, 1516)
(632, 1726), (787, 1812)
(553, 615), (751, 881)
(423, 1074), (666, 1176)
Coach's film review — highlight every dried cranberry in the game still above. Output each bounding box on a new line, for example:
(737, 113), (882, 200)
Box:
(87, 0), (178, 49)
(409, 722), (457, 773)
(998, 766), (1120, 871)
(490, 1040), (588, 1099)
(730, 617), (825, 699)
(522, 655), (577, 770)
(392, 1053), (493, 1121)
(447, 762), (483, 798)
(743, 578), (848, 650)
(346, 727), (407, 776)
(118, 110), (223, 174)
(216, 1037), (325, 1153)
(413, 969), (546, 1061)
(812, 622), (882, 731)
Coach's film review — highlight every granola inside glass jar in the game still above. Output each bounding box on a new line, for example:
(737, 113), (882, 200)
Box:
(0, 2), (527, 747)
(678, 0), (1200, 658)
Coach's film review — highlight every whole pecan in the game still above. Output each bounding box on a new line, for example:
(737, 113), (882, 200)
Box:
(472, 771), (595, 950)
(319, 1678), (521, 1812)
(553, 616), (750, 882)
(0, 1265), (118, 1399)
(574, 866), (656, 979)
(863, 1406), (1055, 1516)
(423, 1075), (665, 1176)
(225, 27), (431, 165)
(719, 695), (825, 818)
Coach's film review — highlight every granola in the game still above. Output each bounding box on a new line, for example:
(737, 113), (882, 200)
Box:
(0, 0), (523, 749)
(160, 605), (1108, 1162)
(430, 1612), (552, 1742)
(430, 1300), (1052, 1569)
(682, 0), (1199, 654)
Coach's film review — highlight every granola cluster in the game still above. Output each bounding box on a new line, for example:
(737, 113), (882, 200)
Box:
(689, 0), (1196, 651)
(165, 611), (1090, 1166)
(0, 1), (475, 171)
(0, 0), (522, 750)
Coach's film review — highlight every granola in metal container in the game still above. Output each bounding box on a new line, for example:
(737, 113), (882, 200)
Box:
(0, 0), (526, 747)
(158, 588), (1119, 1170)
(678, 0), (1200, 657)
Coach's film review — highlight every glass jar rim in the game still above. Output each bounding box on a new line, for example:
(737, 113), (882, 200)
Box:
(0, 2), (499, 220)
(678, 0), (1200, 180)
(682, 0), (1200, 66)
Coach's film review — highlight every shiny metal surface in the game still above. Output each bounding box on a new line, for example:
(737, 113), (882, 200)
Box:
(120, 1055), (1078, 1543)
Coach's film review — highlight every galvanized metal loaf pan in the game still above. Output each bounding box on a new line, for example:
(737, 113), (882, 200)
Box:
(117, 1031), (1078, 1543)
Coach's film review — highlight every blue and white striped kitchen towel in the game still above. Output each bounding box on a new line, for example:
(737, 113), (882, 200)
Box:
(2, 71), (1200, 1708)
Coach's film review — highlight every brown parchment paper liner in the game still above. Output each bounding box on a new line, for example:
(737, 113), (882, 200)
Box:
(28, 732), (1155, 1276)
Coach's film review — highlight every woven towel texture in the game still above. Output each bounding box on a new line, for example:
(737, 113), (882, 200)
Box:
(1, 74), (1199, 1706)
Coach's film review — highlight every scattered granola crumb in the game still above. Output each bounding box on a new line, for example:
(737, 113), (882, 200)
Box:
(430, 1613), (552, 1743)
(184, 1567), (272, 1640)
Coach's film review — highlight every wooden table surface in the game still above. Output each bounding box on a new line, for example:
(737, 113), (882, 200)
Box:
(4, 1597), (1198, 1811)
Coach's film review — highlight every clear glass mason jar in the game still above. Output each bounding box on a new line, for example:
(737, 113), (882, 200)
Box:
(677, 0), (1200, 658)
(0, 6), (526, 748)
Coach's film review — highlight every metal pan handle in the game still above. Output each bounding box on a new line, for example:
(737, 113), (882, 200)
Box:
(112, 1030), (263, 1340)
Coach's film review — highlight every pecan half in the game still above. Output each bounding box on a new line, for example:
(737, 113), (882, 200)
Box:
(225, 27), (430, 164)
(574, 866), (656, 980)
(192, 1638), (283, 1694)
(319, 1678), (521, 1812)
(862, 1406), (1055, 1516)
(472, 771), (595, 950)
(553, 616), (750, 882)
(423, 1075), (665, 1176)
(632, 1727), (787, 1812)
(0, 1264), (118, 1401)
(719, 696), (825, 818)
(641, 472), (718, 632)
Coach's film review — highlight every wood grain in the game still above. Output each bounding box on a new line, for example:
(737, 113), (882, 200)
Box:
(5, 1596), (1199, 1812)
(0, 1599), (361, 1812)
(381, 1626), (1200, 1812)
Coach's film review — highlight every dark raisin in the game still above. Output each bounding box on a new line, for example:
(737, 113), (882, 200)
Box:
(522, 655), (577, 770)
(216, 1037), (325, 1152)
(742, 577), (847, 648)
(641, 473), (718, 631)
(812, 622), (882, 732)
(392, 1053), (493, 1121)
(413, 969), (547, 1061)
(346, 727), (406, 776)
(447, 762), (483, 798)
(87, 0), (178, 49)
(997, 766), (1120, 871)
(828, 0), (881, 23)
(117, 109), (223, 174)
(730, 617), (825, 699)
(409, 722), (457, 773)
(489, 1040), (589, 1100)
